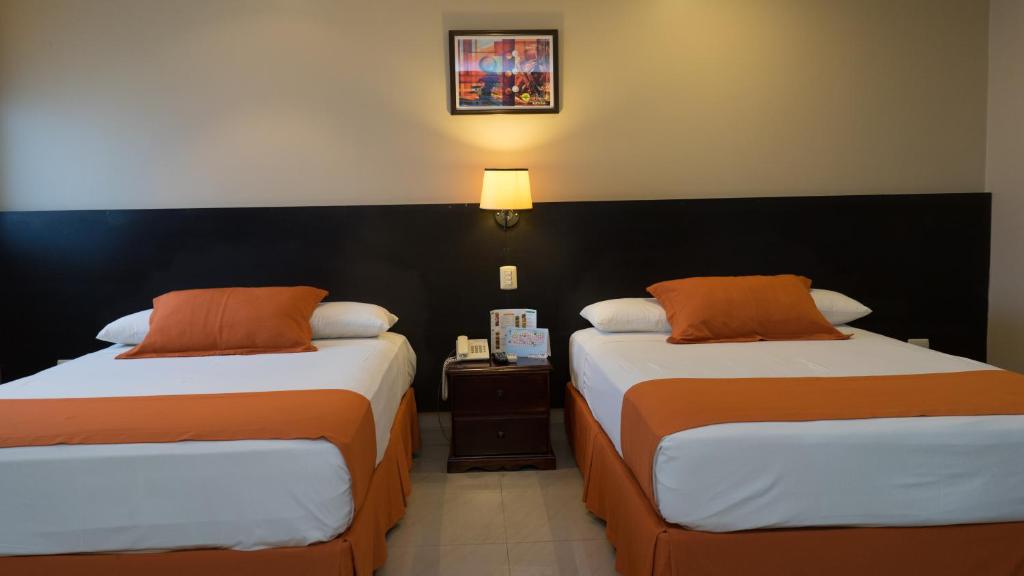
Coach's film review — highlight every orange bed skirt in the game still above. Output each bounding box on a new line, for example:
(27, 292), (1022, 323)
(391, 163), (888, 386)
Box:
(565, 382), (1024, 576)
(2, 387), (422, 576)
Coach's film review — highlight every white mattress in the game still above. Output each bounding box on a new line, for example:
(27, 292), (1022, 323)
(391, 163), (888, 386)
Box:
(0, 333), (416, 556)
(570, 327), (1024, 532)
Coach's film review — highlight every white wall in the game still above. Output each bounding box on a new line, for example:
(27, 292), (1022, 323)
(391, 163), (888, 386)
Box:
(0, 0), (990, 211)
(987, 0), (1024, 371)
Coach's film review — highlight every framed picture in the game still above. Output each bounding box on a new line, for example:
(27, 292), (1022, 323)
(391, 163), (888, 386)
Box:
(448, 30), (559, 115)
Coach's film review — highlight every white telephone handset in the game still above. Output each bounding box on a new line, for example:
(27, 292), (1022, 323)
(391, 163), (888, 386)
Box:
(443, 335), (491, 402)
(455, 335), (490, 361)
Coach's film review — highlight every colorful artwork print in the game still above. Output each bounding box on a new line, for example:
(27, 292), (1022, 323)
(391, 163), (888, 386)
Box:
(450, 31), (558, 114)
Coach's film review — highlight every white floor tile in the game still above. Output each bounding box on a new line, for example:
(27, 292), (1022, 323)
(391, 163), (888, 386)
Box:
(411, 442), (448, 474)
(500, 470), (605, 543)
(379, 544), (510, 576)
(383, 412), (616, 574)
(387, 473), (505, 547)
(508, 540), (618, 576)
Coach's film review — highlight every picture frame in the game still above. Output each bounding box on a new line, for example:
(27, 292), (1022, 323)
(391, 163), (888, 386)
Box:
(448, 29), (559, 115)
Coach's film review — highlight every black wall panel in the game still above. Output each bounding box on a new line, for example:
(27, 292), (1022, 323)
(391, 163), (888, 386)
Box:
(0, 193), (991, 410)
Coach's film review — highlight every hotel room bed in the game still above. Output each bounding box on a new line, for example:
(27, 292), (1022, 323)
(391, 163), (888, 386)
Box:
(0, 333), (415, 566)
(567, 326), (1024, 575)
(570, 326), (1024, 531)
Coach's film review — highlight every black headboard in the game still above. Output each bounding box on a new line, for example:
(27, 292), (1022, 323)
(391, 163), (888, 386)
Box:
(0, 193), (991, 410)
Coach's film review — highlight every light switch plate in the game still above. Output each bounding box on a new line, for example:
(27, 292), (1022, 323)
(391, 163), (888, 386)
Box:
(908, 338), (930, 349)
(499, 265), (518, 290)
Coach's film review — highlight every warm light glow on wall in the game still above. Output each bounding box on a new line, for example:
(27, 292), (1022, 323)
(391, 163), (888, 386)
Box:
(440, 114), (569, 152)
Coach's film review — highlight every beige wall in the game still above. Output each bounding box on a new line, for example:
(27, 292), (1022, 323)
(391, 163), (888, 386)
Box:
(0, 0), (990, 211)
(987, 0), (1024, 371)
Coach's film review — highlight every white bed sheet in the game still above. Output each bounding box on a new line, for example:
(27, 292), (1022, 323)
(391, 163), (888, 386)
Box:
(0, 333), (416, 556)
(570, 327), (1024, 532)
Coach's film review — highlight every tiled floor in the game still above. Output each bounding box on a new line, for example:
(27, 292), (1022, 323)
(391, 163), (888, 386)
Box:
(378, 411), (618, 575)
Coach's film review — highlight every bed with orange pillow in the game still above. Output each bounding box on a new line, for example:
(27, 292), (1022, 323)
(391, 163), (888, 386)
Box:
(568, 276), (1024, 576)
(0, 287), (419, 576)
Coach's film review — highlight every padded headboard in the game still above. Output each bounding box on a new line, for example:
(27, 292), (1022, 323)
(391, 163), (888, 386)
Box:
(0, 193), (991, 409)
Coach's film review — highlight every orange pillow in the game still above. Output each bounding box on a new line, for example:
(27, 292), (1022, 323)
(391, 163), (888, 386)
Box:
(117, 286), (327, 359)
(647, 275), (848, 344)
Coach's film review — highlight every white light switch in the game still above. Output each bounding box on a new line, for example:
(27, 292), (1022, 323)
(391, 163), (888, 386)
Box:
(500, 265), (518, 290)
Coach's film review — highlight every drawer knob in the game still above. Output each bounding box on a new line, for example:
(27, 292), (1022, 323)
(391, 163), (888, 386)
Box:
(496, 388), (505, 399)
(497, 430), (505, 439)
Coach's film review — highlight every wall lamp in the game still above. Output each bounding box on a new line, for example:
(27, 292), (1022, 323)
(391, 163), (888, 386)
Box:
(480, 168), (533, 229)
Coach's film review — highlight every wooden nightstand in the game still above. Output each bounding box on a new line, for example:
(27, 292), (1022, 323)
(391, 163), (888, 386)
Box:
(445, 357), (556, 473)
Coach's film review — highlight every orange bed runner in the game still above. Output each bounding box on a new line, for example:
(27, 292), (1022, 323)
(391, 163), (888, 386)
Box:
(567, 383), (1024, 576)
(622, 369), (1024, 503)
(0, 387), (421, 576)
(0, 389), (376, 510)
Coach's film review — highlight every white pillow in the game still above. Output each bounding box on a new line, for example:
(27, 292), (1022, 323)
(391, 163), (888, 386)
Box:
(810, 289), (871, 325)
(96, 309), (152, 346)
(580, 298), (671, 333)
(96, 301), (399, 345)
(310, 301), (399, 339)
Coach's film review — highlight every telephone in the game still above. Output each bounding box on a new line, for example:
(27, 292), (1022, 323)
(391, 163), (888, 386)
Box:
(443, 336), (491, 402)
(455, 335), (489, 361)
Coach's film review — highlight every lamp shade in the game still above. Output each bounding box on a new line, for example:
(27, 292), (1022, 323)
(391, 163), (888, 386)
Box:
(480, 168), (533, 210)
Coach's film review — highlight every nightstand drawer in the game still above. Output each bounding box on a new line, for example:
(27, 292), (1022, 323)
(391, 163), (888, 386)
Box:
(450, 373), (548, 415)
(452, 416), (550, 456)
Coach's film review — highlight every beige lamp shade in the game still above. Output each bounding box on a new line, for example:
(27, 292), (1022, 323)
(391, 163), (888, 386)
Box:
(480, 169), (533, 210)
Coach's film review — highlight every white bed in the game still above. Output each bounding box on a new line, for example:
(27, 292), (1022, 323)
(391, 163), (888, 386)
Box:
(0, 333), (416, 556)
(570, 327), (1024, 532)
